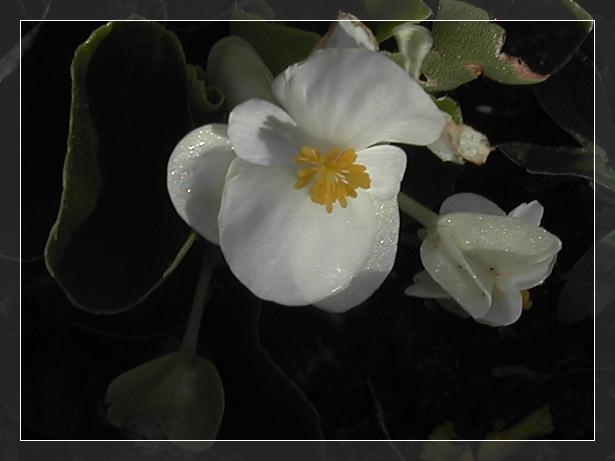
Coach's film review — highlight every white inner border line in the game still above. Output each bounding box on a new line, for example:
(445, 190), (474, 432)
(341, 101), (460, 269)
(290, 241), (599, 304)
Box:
(18, 17), (597, 443)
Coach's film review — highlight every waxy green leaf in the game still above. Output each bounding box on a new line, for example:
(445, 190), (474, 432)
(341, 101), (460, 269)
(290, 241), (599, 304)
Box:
(497, 143), (592, 180)
(499, 51), (615, 192)
(421, 0), (549, 92)
(45, 21), (199, 313)
(498, 142), (615, 193)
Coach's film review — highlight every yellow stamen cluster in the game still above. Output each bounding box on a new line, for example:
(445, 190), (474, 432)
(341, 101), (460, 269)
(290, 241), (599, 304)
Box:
(294, 146), (371, 213)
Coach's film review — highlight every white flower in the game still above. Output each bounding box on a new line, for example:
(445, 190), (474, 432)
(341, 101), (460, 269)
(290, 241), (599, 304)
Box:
(405, 193), (562, 326)
(318, 17), (493, 165)
(168, 47), (446, 311)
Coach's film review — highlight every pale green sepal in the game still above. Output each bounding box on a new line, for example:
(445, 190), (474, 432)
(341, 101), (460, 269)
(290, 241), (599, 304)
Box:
(105, 351), (224, 450)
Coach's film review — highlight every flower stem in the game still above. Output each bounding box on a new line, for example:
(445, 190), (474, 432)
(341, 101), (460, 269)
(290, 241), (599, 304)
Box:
(397, 192), (438, 228)
(181, 247), (219, 353)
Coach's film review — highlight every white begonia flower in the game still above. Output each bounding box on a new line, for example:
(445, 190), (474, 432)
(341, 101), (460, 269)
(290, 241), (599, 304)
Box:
(169, 47), (447, 311)
(168, 38), (276, 245)
(168, 124), (235, 245)
(319, 17), (494, 165)
(405, 193), (562, 326)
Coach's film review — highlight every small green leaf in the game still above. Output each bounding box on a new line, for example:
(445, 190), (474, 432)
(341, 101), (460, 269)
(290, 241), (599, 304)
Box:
(363, 0), (432, 42)
(433, 96), (463, 124)
(483, 406), (554, 441)
(45, 21), (197, 313)
(561, 0), (593, 32)
(421, 0), (548, 92)
(230, 14), (320, 76)
(105, 351), (224, 449)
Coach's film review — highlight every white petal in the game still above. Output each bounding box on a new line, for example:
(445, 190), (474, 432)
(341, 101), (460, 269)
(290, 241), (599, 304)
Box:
(420, 229), (493, 318)
(316, 12), (379, 51)
(356, 145), (407, 200)
(272, 48), (447, 151)
(495, 256), (556, 292)
(227, 99), (309, 166)
(392, 23), (433, 80)
(444, 211), (561, 290)
(440, 213), (562, 260)
(206, 36), (275, 110)
(508, 200), (544, 225)
(439, 193), (505, 216)
(404, 270), (451, 299)
(315, 198), (399, 312)
(167, 124), (235, 244)
(218, 158), (378, 306)
(476, 288), (522, 326)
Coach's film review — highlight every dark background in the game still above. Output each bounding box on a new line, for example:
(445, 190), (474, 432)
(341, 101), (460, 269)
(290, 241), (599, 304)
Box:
(18, 20), (593, 443)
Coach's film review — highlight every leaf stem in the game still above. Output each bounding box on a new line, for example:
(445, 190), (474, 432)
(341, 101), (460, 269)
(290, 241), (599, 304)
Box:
(397, 192), (439, 228)
(181, 246), (219, 353)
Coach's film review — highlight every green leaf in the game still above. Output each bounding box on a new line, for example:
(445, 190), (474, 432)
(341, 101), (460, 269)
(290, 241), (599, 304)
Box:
(230, 14), (320, 76)
(105, 351), (224, 449)
(497, 143), (592, 178)
(363, 0), (432, 42)
(532, 52), (615, 193)
(508, 51), (615, 192)
(561, 0), (593, 32)
(482, 406), (554, 442)
(421, 0), (548, 92)
(497, 141), (615, 192)
(45, 21), (197, 313)
(433, 96), (463, 124)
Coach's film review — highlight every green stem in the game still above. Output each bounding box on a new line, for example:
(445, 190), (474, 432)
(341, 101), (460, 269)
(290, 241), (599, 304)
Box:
(181, 247), (219, 353)
(397, 192), (439, 228)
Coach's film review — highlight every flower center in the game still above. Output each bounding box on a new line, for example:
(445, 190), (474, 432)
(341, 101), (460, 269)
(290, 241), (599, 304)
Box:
(294, 146), (371, 213)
